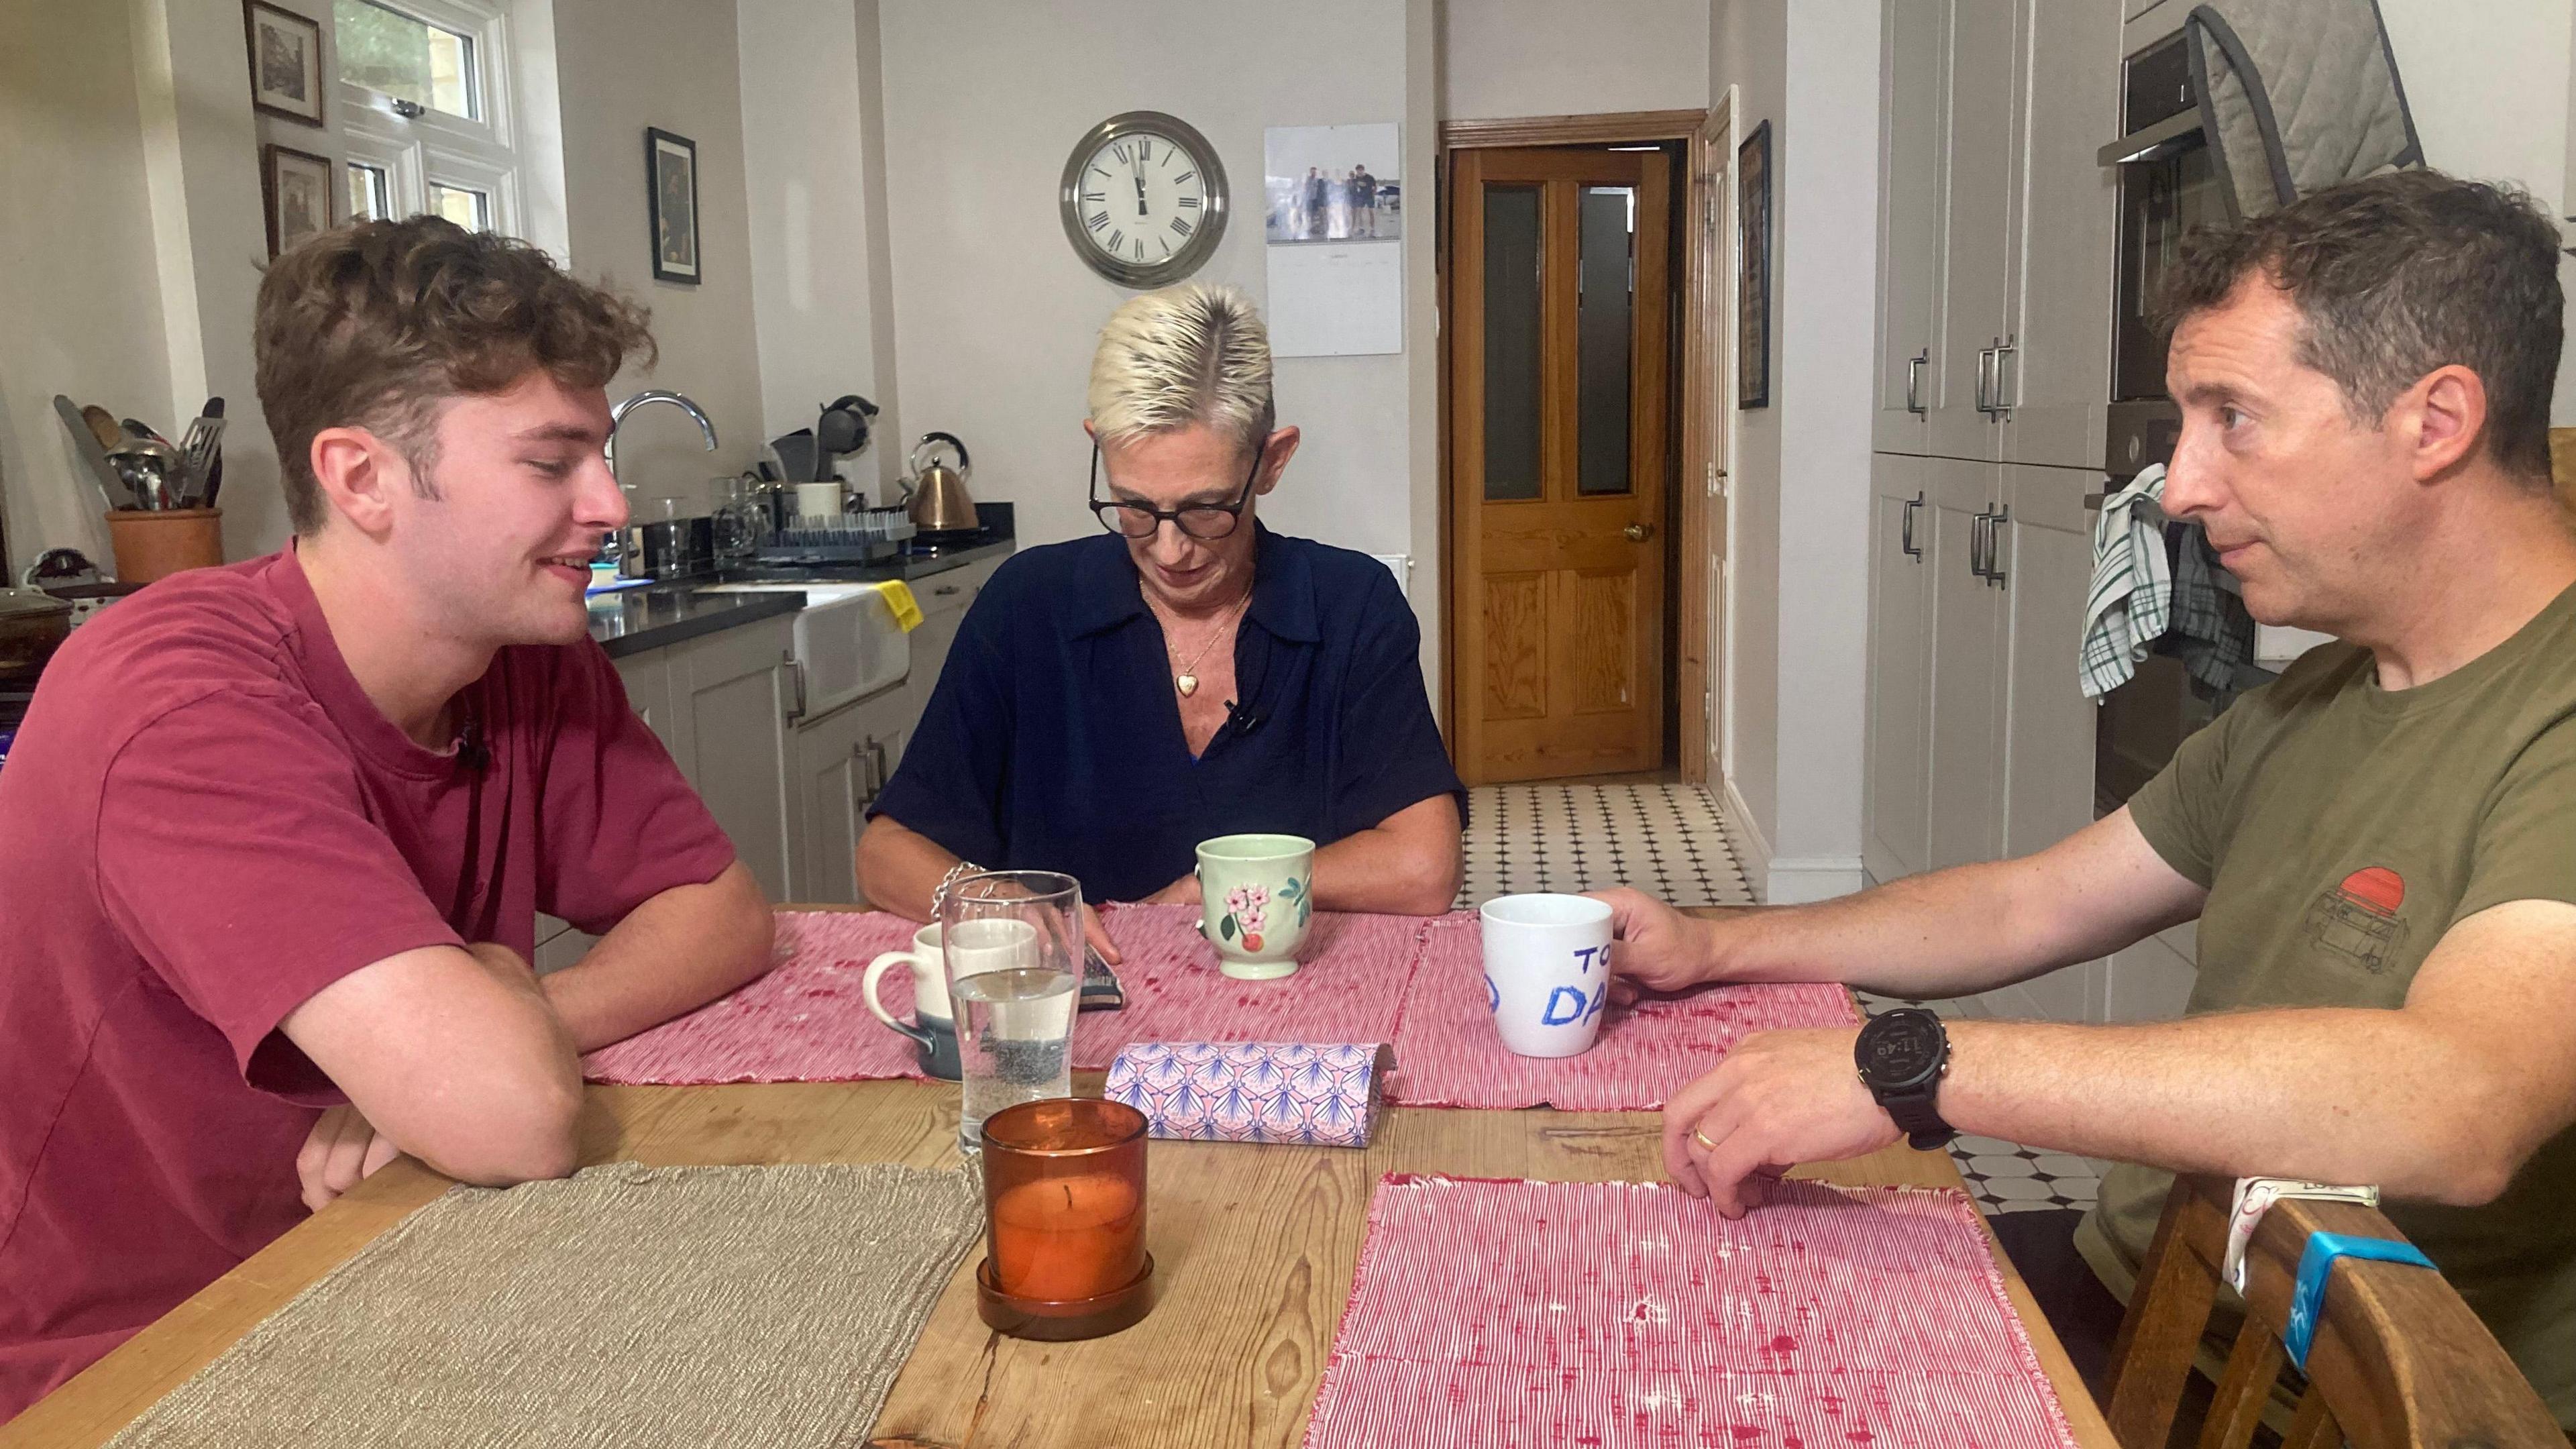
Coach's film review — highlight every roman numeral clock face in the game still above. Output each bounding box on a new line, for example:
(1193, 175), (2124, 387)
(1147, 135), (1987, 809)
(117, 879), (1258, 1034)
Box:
(1059, 112), (1228, 288)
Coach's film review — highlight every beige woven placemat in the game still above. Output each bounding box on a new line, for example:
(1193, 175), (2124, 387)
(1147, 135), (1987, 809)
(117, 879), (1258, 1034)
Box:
(107, 1161), (982, 1449)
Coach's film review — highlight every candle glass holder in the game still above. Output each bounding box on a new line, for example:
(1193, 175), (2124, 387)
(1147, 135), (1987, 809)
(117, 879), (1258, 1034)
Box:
(974, 1097), (1155, 1340)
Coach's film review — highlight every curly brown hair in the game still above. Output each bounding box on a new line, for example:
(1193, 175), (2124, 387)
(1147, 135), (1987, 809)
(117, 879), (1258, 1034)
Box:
(2155, 170), (2563, 484)
(254, 216), (655, 534)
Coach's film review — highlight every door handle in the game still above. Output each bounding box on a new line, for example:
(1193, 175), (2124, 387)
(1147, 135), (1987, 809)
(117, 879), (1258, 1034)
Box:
(1976, 339), (2001, 416)
(1985, 505), (2011, 588)
(1623, 522), (1655, 542)
(1900, 492), (1922, 559)
(1992, 335), (2019, 415)
(1905, 350), (1928, 415)
(1969, 510), (1990, 579)
(785, 654), (807, 720)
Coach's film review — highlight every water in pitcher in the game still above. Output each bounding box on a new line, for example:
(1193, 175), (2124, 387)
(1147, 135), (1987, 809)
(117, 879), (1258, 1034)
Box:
(953, 965), (1077, 1150)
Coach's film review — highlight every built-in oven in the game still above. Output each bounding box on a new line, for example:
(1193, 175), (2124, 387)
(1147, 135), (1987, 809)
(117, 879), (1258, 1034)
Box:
(2102, 30), (2231, 482)
(2091, 30), (2241, 815)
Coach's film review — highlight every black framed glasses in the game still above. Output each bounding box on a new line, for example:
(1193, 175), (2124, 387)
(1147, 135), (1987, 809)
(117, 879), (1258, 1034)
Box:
(1089, 438), (1267, 541)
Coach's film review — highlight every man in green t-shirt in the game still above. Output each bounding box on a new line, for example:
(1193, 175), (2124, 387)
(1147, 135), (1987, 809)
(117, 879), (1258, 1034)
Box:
(1598, 168), (2576, 1426)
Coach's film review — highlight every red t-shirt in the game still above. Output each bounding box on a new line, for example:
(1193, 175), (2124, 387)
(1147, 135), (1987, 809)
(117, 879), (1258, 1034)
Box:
(0, 547), (734, 1417)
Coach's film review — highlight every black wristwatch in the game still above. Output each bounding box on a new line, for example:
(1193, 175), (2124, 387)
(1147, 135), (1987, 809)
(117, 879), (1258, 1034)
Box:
(1854, 1008), (1955, 1150)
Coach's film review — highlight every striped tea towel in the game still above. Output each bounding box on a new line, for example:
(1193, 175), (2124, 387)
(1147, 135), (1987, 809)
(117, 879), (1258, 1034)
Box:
(2080, 464), (2171, 700)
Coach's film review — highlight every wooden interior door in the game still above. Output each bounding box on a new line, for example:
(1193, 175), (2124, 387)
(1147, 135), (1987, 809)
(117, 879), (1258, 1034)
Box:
(1450, 146), (1671, 784)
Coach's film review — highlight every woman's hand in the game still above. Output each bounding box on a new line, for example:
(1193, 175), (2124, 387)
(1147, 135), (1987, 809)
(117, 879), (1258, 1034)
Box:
(1142, 874), (1204, 907)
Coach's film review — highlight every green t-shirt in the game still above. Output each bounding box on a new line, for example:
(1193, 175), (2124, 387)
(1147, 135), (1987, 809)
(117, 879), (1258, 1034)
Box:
(2073, 582), (2576, 1426)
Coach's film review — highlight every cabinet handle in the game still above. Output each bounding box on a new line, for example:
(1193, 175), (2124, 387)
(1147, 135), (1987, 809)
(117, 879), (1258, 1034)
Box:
(933, 584), (961, 596)
(785, 655), (806, 720)
(1986, 505), (2011, 588)
(1905, 350), (1927, 415)
(1976, 339), (2002, 416)
(1992, 335), (2019, 415)
(1968, 510), (1988, 578)
(871, 739), (892, 794)
(1900, 492), (1922, 559)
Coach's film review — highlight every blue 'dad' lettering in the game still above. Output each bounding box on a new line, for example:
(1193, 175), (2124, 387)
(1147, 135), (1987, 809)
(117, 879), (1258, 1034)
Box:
(1572, 945), (1601, 975)
(1541, 985), (1591, 1026)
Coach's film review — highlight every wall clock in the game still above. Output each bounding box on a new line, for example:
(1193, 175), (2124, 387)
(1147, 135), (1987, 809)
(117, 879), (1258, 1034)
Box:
(1059, 111), (1228, 288)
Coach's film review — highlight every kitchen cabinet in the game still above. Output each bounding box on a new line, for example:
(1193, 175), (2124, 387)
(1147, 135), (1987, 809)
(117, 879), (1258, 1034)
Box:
(1863, 455), (1935, 882)
(669, 618), (798, 906)
(904, 554), (1004, 721)
(1925, 0), (2024, 464)
(1871, 0), (1947, 455)
(1874, 0), (2121, 470)
(1862, 455), (2113, 1020)
(2004, 0), (2123, 471)
(789, 685), (910, 906)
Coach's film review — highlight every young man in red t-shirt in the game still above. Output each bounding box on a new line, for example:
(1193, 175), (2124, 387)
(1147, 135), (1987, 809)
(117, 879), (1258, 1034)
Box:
(0, 217), (773, 1418)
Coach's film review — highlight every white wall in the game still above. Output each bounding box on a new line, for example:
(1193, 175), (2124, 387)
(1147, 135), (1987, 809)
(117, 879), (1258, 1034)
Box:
(551, 0), (765, 508)
(2377, 0), (2576, 423)
(737, 0), (904, 500)
(0, 0), (181, 574)
(875, 0), (1423, 564)
(1442, 0), (1710, 119)
(1709, 0), (1881, 903)
(1710, 0), (1786, 858)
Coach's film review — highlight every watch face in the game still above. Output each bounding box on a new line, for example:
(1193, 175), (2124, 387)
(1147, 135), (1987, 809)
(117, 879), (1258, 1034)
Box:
(1061, 113), (1228, 287)
(1861, 1011), (1943, 1088)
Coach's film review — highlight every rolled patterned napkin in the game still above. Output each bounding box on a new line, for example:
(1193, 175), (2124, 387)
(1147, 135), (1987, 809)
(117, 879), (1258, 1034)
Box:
(1104, 1041), (1394, 1148)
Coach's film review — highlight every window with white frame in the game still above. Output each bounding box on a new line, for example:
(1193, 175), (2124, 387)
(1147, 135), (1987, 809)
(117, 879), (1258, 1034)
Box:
(328, 0), (521, 236)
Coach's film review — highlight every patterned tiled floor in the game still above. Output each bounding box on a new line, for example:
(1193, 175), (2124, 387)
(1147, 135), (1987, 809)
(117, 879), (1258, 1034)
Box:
(1456, 782), (1758, 910)
(1460, 781), (2102, 1216)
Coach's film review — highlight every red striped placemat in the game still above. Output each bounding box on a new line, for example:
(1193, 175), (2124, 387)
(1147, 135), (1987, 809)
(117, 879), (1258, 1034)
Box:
(582, 911), (926, 1085)
(583, 908), (1430, 1085)
(1069, 905), (1425, 1068)
(1384, 914), (1861, 1110)
(1303, 1175), (2080, 1449)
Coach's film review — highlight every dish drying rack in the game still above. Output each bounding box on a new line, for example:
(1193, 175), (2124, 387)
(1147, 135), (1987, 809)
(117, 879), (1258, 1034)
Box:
(754, 506), (916, 564)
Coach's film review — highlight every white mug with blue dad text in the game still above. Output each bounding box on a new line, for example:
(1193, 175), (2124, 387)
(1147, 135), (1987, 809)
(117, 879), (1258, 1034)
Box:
(1479, 893), (1613, 1058)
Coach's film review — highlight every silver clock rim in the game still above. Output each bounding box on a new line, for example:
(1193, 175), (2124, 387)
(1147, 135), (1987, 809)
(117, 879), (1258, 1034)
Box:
(1058, 109), (1230, 289)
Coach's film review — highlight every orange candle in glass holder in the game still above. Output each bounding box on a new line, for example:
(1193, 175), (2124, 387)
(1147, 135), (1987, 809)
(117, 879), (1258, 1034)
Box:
(979, 1098), (1150, 1309)
(991, 1171), (1144, 1300)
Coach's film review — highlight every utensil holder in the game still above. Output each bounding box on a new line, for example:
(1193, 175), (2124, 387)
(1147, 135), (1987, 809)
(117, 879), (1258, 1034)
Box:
(106, 508), (222, 583)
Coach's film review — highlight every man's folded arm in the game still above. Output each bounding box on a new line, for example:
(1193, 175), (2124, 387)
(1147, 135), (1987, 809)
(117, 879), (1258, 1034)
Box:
(278, 941), (583, 1187)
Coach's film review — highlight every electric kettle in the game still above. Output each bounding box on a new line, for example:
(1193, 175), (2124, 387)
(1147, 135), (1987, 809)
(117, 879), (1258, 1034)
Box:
(902, 431), (980, 536)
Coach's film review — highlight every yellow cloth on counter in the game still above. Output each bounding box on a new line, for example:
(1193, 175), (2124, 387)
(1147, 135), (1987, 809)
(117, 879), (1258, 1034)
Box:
(869, 579), (923, 632)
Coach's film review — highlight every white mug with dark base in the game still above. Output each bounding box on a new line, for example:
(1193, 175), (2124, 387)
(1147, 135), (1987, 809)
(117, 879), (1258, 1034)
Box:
(865, 925), (961, 1079)
(1479, 893), (1614, 1058)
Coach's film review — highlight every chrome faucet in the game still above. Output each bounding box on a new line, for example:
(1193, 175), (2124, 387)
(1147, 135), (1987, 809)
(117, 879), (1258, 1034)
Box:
(605, 389), (718, 490)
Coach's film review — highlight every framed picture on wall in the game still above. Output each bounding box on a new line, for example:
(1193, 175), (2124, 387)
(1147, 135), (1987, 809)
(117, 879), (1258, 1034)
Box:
(244, 1), (325, 127)
(1736, 120), (1772, 410)
(646, 127), (702, 284)
(263, 144), (335, 258)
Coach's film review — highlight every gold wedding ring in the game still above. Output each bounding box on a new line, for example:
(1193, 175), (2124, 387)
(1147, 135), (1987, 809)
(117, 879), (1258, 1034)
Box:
(1690, 1127), (1717, 1150)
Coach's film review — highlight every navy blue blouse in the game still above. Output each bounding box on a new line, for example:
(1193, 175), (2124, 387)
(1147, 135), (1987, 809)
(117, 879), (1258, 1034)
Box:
(869, 525), (1465, 904)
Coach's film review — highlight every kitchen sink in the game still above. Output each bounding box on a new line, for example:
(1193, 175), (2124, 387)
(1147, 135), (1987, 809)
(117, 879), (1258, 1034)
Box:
(696, 581), (908, 716)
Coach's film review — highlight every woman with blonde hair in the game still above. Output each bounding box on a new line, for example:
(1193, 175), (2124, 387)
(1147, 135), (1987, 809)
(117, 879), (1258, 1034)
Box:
(858, 284), (1462, 957)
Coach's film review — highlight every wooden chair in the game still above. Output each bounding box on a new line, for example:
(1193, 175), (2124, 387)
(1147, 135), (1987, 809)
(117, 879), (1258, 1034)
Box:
(2101, 1173), (2562, 1449)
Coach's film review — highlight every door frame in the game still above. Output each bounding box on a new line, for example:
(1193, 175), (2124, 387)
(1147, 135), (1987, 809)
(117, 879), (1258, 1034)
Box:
(1438, 106), (1730, 784)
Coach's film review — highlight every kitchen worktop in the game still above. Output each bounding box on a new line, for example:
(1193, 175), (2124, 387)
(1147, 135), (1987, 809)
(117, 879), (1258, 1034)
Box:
(588, 533), (1016, 659)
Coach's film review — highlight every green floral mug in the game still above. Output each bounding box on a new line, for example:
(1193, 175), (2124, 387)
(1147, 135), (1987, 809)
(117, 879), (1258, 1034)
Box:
(1195, 833), (1316, 979)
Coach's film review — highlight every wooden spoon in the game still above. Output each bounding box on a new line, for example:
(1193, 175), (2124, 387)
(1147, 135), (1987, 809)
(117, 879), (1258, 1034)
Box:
(79, 405), (120, 452)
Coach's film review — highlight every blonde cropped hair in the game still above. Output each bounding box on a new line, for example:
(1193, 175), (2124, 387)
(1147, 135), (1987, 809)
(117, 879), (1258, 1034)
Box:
(1087, 283), (1275, 457)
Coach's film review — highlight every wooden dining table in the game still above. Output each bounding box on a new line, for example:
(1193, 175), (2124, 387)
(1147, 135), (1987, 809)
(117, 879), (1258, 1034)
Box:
(5, 912), (2122, 1449)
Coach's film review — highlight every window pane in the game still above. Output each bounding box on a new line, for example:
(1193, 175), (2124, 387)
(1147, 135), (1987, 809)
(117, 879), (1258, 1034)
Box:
(334, 0), (476, 119)
(1576, 185), (1634, 496)
(429, 182), (489, 231)
(347, 162), (391, 221)
(1481, 184), (1542, 503)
